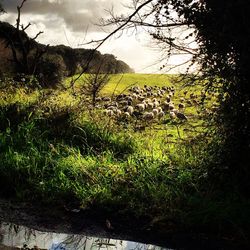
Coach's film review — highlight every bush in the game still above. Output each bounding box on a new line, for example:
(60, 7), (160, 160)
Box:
(36, 54), (66, 87)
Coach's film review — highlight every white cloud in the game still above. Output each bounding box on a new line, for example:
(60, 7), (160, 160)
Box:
(0, 0), (193, 73)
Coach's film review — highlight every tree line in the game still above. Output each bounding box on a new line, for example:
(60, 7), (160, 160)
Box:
(0, 20), (134, 87)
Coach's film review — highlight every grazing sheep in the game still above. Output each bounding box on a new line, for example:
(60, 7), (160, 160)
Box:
(157, 90), (163, 97)
(143, 112), (154, 121)
(192, 99), (199, 105)
(172, 108), (179, 114)
(127, 105), (134, 115)
(152, 108), (159, 116)
(132, 93), (138, 99)
(115, 109), (122, 117)
(162, 101), (170, 111)
(102, 96), (111, 102)
(169, 103), (175, 111)
(104, 109), (114, 117)
(190, 93), (197, 99)
(119, 100), (129, 106)
(136, 103), (146, 112)
(126, 96), (133, 103)
(153, 100), (160, 108)
(146, 92), (152, 97)
(124, 112), (130, 118)
(107, 105), (117, 111)
(157, 106), (163, 113)
(166, 96), (171, 103)
(111, 101), (119, 107)
(138, 95), (145, 101)
(176, 111), (188, 120)
(142, 100), (148, 108)
(169, 111), (176, 119)
(158, 110), (165, 119)
(116, 94), (126, 100)
(211, 105), (218, 112)
(147, 102), (154, 109)
(178, 103), (185, 111)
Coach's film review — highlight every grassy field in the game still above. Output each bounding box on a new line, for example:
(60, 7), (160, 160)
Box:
(0, 73), (249, 242)
(68, 73), (174, 93)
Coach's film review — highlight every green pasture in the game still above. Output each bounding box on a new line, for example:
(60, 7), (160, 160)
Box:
(0, 73), (213, 157)
(101, 73), (174, 95)
(67, 73), (175, 94)
(2, 73), (245, 238)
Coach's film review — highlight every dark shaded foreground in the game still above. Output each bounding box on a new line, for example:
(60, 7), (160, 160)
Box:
(0, 199), (248, 250)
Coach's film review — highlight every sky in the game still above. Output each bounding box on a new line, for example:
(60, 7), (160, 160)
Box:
(0, 0), (193, 73)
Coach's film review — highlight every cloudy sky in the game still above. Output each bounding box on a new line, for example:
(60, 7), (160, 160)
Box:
(0, 0), (192, 73)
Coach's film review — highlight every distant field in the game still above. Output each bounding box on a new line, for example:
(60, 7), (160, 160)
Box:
(67, 73), (178, 95)
(101, 73), (175, 94)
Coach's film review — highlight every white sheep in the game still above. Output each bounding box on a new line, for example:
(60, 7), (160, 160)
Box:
(147, 102), (154, 109)
(157, 106), (163, 113)
(169, 111), (176, 119)
(136, 103), (146, 112)
(132, 93), (138, 99)
(102, 97), (111, 102)
(153, 100), (160, 108)
(124, 112), (130, 118)
(162, 101), (170, 111)
(126, 96), (133, 103)
(119, 100), (128, 106)
(178, 103), (185, 111)
(152, 108), (159, 116)
(172, 108), (179, 114)
(158, 110), (165, 119)
(104, 109), (114, 117)
(166, 96), (171, 103)
(169, 103), (175, 111)
(143, 112), (154, 121)
(115, 109), (122, 117)
(127, 105), (134, 115)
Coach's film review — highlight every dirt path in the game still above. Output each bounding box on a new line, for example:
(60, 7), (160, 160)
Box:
(0, 199), (248, 250)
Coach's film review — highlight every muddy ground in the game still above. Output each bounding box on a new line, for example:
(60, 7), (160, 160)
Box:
(0, 199), (248, 250)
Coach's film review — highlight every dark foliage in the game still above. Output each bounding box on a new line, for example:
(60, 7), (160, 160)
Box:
(104, 0), (250, 192)
(0, 21), (134, 80)
(181, 0), (250, 191)
(36, 54), (66, 87)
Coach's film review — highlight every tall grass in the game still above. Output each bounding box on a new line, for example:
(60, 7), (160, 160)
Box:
(0, 76), (249, 242)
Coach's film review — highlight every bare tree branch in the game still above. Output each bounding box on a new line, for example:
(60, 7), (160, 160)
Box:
(31, 31), (44, 41)
(79, 0), (154, 48)
(21, 22), (31, 31)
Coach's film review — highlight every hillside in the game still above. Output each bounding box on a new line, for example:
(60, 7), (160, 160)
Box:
(0, 21), (134, 77)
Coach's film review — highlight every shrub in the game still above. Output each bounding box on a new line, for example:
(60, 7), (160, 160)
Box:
(36, 54), (66, 87)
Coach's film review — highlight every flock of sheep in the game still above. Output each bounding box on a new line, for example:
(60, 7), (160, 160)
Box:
(93, 84), (214, 128)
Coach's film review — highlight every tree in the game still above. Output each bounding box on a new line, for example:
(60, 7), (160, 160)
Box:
(0, 0), (48, 77)
(80, 62), (111, 108)
(36, 53), (66, 87)
(88, 0), (250, 190)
